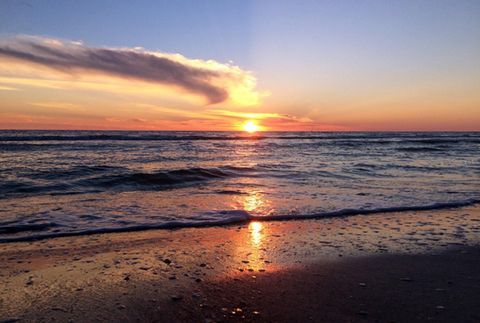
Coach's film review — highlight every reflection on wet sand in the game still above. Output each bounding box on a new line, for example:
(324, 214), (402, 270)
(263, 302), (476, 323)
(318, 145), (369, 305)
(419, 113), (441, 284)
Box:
(221, 188), (272, 272)
(231, 188), (273, 271)
(241, 221), (268, 271)
(1, 206), (480, 321)
(229, 220), (269, 272)
(249, 221), (263, 247)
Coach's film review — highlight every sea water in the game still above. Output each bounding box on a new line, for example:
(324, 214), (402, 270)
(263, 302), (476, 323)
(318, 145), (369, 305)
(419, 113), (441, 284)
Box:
(0, 131), (479, 242)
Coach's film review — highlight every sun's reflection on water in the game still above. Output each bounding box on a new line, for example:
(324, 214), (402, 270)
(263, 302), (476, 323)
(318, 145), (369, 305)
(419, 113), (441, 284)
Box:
(237, 186), (274, 217)
(243, 191), (262, 212)
(233, 186), (274, 270)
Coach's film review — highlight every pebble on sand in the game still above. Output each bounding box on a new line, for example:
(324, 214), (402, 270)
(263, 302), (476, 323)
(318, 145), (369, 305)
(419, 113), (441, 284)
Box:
(26, 277), (34, 285)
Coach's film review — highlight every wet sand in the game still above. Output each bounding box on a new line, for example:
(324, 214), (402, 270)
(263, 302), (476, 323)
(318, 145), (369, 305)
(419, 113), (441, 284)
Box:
(1, 205), (480, 322)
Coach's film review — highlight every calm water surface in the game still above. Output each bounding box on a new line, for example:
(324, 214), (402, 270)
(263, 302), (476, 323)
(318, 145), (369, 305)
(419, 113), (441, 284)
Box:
(0, 131), (479, 241)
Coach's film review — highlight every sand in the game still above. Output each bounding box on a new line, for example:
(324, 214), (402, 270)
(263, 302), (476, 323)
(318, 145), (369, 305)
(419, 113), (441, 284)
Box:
(1, 205), (479, 322)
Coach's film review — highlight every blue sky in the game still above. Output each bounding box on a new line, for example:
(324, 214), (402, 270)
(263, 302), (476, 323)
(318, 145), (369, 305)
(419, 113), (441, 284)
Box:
(0, 1), (253, 64)
(2, 1), (478, 68)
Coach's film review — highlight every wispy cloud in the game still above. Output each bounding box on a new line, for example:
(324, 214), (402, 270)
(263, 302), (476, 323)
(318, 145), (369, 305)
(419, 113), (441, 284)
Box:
(0, 35), (263, 105)
(30, 101), (81, 110)
(0, 84), (19, 91)
(207, 109), (313, 122)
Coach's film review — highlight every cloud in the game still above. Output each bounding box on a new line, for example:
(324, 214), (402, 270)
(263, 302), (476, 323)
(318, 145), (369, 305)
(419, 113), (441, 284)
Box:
(207, 109), (314, 123)
(30, 101), (81, 110)
(0, 85), (19, 91)
(0, 35), (262, 105)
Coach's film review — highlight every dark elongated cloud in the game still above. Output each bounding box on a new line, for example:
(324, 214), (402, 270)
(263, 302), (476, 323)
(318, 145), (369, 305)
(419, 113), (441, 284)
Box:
(0, 36), (260, 104)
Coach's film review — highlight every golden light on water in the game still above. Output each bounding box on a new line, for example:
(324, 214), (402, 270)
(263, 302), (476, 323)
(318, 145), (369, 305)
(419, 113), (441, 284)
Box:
(243, 190), (262, 212)
(240, 188), (273, 216)
(242, 121), (259, 133)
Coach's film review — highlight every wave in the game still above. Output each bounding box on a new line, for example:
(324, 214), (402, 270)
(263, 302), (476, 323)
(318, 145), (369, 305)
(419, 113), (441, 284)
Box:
(403, 138), (478, 145)
(27, 165), (125, 181)
(0, 166), (257, 197)
(396, 146), (445, 152)
(251, 198), (480, 221)
(0, 222), (59, 234)
(0, 210), (251, 243)
(1, 198), (478, 243)
(1, 131), (479, 143)
(82, 166), (255, 188)
(352, 163), (446, 172)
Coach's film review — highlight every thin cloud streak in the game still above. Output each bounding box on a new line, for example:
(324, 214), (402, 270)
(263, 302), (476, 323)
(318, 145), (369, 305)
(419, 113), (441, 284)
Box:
(207, 109), (313, 122)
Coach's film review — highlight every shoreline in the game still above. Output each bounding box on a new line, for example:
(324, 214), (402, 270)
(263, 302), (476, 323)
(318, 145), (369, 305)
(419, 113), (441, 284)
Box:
(1, 205), (479, 322)
(1, 198), (478, 243)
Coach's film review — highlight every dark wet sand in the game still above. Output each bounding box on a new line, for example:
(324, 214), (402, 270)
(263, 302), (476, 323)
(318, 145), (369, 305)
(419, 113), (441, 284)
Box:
(204, 247), (480, 323)
(1, 205), (479, 322)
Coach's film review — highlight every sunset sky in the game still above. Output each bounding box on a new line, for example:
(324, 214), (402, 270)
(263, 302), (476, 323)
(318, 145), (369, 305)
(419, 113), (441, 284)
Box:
(0, 0), (479, 131)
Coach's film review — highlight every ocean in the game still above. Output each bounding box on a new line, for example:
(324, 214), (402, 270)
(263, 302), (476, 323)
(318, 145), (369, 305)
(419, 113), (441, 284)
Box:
(0, 131), (479, 242)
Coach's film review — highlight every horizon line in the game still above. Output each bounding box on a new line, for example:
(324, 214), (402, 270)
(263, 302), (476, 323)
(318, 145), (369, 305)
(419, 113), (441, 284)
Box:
(1, 129), (479, 133)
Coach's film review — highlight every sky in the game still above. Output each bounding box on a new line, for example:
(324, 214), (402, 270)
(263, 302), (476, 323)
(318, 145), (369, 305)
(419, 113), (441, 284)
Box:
(0, 0), (479, 131)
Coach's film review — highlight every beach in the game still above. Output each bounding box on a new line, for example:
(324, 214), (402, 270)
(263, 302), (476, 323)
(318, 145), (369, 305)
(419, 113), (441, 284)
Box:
(1, 205), (479, 322)
(2, 1), (480, 321)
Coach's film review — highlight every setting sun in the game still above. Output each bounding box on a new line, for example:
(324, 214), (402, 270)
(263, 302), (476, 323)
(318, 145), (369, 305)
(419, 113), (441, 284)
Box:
(243, 121), (259, 133)
(1, 2), (480, 322)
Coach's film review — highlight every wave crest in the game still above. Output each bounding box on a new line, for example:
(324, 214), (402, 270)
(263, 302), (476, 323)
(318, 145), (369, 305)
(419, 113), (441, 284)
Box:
(0, 166), (257, 197)
(0, 199), (478, 243)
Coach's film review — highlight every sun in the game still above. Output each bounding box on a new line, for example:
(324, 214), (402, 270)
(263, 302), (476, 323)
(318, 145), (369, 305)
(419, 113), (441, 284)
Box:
(243, 121), (260, 133)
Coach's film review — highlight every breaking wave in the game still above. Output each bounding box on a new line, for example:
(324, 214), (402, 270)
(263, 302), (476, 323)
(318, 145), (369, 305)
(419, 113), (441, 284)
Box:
(0, 199), (478, 243)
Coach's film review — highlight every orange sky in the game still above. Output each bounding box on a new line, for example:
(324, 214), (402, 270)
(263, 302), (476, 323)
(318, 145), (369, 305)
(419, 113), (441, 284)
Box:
(0, 33), (479, 131)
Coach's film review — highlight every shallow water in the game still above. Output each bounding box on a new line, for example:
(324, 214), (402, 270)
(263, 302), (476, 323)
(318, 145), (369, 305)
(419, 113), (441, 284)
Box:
(0, 131), (479, 241)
